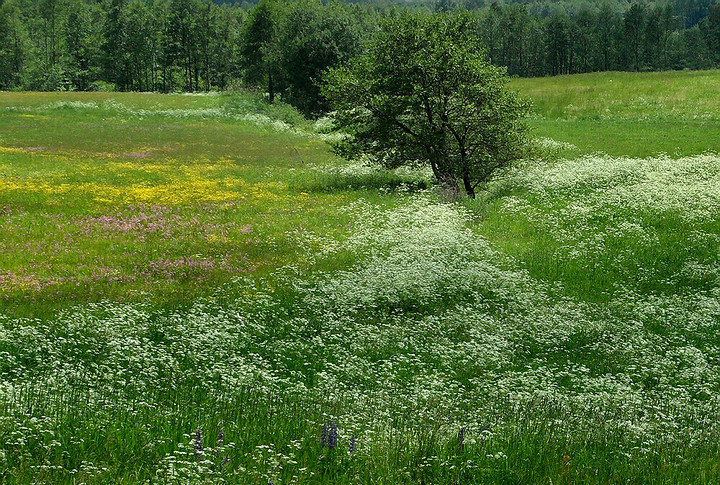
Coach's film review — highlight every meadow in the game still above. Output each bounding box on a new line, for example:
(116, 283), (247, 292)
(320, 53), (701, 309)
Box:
(1, 70), (720, 484)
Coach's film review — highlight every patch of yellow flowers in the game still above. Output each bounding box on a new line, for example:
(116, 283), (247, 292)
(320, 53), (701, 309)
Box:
(0, 178), (277, 205)
(0, 152), (288, 206)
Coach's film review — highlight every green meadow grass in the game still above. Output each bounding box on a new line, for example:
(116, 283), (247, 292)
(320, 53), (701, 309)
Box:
(488, 71), (720, 302)
(2, 72), (720, 484)
(511, 70), (720, 158)
(511, 70), (720, 120)
(0, 93), (415, 318)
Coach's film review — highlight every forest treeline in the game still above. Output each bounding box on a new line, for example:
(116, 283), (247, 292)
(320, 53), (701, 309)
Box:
(2, 0), (720, 114)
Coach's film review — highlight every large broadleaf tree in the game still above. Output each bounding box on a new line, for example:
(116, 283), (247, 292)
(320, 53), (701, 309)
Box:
(323, 12), (530, 198)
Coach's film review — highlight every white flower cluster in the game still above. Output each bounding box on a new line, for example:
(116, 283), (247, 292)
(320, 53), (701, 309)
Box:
(3, 152), (720, 479)
(7, 99), (330, 138)
(533, 137), (578, 152)
(495, 152), (720, 292)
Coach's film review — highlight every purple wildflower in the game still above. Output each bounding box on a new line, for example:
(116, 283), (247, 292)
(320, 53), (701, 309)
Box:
(194, 428), (203, 460)
(329, 421), (338, 450)
(457, 426), (466, 450)
(321, 423), (329, 448)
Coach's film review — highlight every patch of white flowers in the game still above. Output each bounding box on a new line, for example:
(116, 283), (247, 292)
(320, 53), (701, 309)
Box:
(533, 137), (578, 152)
(307, 157), (434, 189)
(496, 152), (720, 292)
(5, 99), (338, 140)
(2, 152), (720, 478)
(32, 99), (345, 140)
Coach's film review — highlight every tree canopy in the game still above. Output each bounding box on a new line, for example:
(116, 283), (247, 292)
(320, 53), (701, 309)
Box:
(323, 12), (530, 198)
(3, 0), (720, 107)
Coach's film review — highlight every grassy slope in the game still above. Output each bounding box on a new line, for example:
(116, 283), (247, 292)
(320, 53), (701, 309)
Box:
(2, 72), (720, 484)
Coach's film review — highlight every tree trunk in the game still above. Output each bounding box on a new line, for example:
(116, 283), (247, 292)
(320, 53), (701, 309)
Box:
(437, 171), (460, 200)
(462, 174), (476, 199)
(268, 67), (274, 104)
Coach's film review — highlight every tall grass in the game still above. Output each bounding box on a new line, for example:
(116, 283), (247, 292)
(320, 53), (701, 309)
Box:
(3, 75), (720, 483)
(3, 196), (720, 483)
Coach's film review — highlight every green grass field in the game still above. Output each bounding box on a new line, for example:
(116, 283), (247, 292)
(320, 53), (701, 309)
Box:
(511, 69), (720, 157)
(2, 71), (720, 484)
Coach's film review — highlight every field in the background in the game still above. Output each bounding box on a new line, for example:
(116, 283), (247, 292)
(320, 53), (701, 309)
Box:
(2, 72), (720, 484)
(511, 70), (720, 157)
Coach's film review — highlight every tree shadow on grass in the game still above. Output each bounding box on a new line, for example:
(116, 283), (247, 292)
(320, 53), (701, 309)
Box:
(299, 170), (431, 194)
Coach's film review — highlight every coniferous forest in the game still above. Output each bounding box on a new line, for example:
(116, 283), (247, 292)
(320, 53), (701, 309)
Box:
(2, 0), (720, 114)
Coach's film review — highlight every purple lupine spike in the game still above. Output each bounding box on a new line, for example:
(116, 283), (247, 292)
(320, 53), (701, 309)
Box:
(328, 421), (338, 450)
(194, 428), (204, 460)
(348, 436), (357, 454)
(457, 426), (466, 450)
(215, 428), (225, 457)
(321, 423), (329, 448)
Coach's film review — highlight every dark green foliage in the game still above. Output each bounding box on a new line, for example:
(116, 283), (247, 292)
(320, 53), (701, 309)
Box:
(166, 0), (201, 91)
(701, 4), (720, 64)
(119, 0), (153, 91)
(0, 0), (26, 89)
(38, 0), (62, 69)
(625, 3), (646, 72)
(3, 0), (720, 114)
(545, 13), (571, 75)
(323, 12), (530, 198)
(276, 0), (362, 115)
(240, 0), (278, 102)
(102, 0), (129, 89)
(64, 1), (102, 91)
